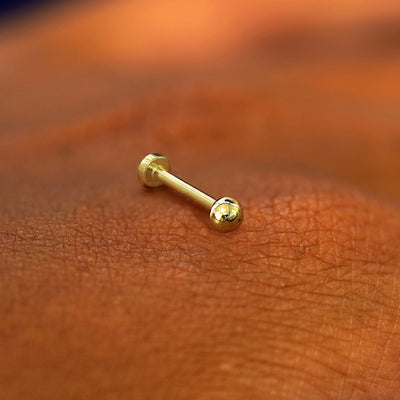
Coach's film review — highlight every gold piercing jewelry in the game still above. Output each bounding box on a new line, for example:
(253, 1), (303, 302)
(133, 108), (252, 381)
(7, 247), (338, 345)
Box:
(138, 153), (243, 233)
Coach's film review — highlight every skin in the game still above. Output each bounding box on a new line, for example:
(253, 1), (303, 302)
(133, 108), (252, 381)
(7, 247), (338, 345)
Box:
(1, 1), (400, 399)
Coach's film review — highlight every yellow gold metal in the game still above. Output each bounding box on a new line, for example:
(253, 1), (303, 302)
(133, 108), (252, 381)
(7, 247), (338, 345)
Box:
(138, 153), (243, 233)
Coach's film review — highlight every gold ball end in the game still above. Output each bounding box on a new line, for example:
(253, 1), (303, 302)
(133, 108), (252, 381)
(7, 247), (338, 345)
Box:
(209, 197), (243, 233)
(138, 153), (170, 187)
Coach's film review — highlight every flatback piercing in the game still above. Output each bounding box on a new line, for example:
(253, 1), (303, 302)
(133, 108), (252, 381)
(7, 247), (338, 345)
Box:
(138, 153), (243, 233)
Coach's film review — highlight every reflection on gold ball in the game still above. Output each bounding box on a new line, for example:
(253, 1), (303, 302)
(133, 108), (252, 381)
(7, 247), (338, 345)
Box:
(209, 197), (243, 233)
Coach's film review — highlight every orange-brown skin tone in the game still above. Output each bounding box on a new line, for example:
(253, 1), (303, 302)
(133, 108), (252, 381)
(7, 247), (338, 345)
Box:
(1, 1), (400, 399)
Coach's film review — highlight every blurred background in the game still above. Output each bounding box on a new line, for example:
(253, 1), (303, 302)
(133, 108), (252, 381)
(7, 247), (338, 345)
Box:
(0, 0), (49, 16)
(0, 0), (399, 199)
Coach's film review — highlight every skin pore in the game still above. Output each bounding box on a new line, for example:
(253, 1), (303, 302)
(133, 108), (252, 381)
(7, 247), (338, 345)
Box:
(1, 1), (400, 399)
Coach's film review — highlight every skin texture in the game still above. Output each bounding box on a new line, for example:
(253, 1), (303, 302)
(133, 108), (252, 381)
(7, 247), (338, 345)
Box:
(1, 1), (400, 399)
